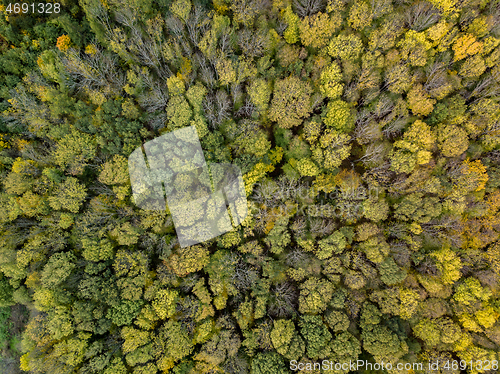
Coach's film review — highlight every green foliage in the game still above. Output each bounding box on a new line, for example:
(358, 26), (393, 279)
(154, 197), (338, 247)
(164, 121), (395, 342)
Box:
(41, 252), (76, 289)
(299, 314), (332, 359)
(251, 352), (288, 374)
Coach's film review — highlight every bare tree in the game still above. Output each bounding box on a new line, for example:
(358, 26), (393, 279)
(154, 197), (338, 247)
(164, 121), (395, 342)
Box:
(238, 28), (266, 58)
(186, 5), (210, 46)
(382, 117), (406, 139)
(268, 282), (298, 317)
(62, 48), (125, 95)
(486, 150), (500, 165)
(194, 52), (217, 89)
(405, 1), (441, 31)
(293, 0), (326, 17)
(138, 85), (169, 113)
(371, 0), (393, 18)
(469, 68), (500, 103)
(213, 90), (233, 126)
(424, 60), (448, 92)
(235, 97), (256, 119)
(358, 143), (387, 166)
(3, 86), (52, 135)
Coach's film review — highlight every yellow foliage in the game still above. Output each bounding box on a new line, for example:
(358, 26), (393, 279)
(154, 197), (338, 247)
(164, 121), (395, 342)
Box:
(427, 0), (458, 14)
(475, 306), (498, 329)
(407, 84), (436, 116)
(397, 30), (432, 66)
(84, 44), (98, 55)
(56, 35), (72, 52)
(426, 20), (453, 45)
(282, 6), (300, 44)
(348, 1), (373, 30)
(12, 157), (37, 175)
(459, 55), (486, 78)
(461, 158), (489, 192)
(215, 59), (237, 86)
(452, 34), (483, 61)
(298, 12), (340, 49)
(467, 16), (493, 38)
(0, 134), (10, 150)
(170, 0), (191, 21)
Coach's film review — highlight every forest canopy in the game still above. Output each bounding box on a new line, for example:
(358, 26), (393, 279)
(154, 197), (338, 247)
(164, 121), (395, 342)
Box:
(1, 0), (500, 373)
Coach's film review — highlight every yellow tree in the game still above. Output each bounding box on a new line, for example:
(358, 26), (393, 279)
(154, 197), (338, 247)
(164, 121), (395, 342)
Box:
(407, 84), (436, 116)
(452, 33), (483, 61)
(298, 12), (340, 49)
(397, 30), (432, 67)
(269, 75), (313, 128)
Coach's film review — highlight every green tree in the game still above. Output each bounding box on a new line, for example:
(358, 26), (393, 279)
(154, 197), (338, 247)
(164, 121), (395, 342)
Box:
(299, 314), (332, 359)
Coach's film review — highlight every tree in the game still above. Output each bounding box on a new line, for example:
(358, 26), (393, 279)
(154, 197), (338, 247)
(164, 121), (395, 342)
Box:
(324, 100), (355, 133)
(328, 34), (364, 61)
(53, 129), (97, 176)
(167, 245), (210, 277)
(362, 197), (389, 222)
(348, 1), (373, 30)
(41, 252), (76, 290)
(204, 250), (238, 310)
(282, 6), (300, 44)
(407, 84), (436, 116)
(413, 317), (462, 348)
(328, 332), (362, 369)
(299, 277), (334, 314)
(156, 320), (194, 370)
(319, 62), (344, 99)
(107, 300), (143, 327)
(298, 12), (339, 49)
(314, 129), (352, 170)
(459, 55), (486, 78)
(452, 33), (483, 61)
(359, 235), (390, 263)
(397, 30), (432, 66)
(250, 352), (288, 374)
(269, 75), (313, 129)
(299, 314), (332, 359)
(48, 177), (87, 213)
(360, 304), (409, 363)
(394, 193), (442, 223)
(325, 310), (350, 332)
(378, 257), (407, 286)
(435, 124), (469, 157)
(170, 0), (192, 22)
(248, 79), (271, 113)
(152, 289), (178, 319)
(270, 319), (295, 355)
(316, 230), (347, 259)
(166, 96), (192, 130)
(391, 120), (436, 173)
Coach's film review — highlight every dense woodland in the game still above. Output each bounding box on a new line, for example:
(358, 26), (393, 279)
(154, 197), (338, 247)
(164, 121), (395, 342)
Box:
(1, 0), (500, 372)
